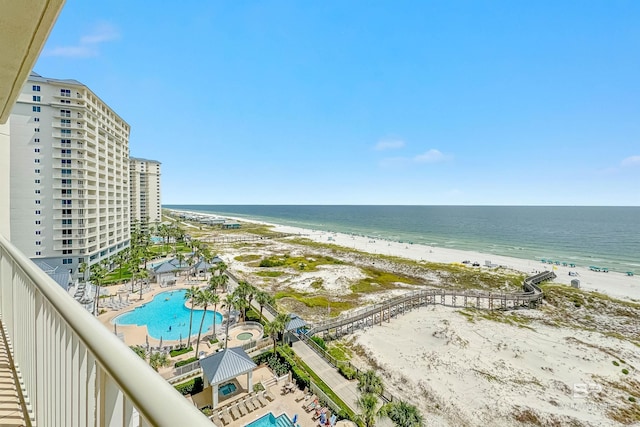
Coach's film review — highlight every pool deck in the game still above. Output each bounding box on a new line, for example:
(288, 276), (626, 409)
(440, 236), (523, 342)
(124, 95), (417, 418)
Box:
(195, 367), (319, 427)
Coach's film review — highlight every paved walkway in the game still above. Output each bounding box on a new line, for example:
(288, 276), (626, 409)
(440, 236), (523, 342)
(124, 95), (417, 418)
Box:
(291, 341), (360, 412)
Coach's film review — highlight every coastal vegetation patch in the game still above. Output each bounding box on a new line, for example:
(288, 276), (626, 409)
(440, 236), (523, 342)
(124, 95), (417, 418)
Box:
(258, 254), (343, 271)
(350, 267), (417, 293)
(256, 270), (285, 278)
(234, 254), (261, 262)
(274, 289), (355, 316)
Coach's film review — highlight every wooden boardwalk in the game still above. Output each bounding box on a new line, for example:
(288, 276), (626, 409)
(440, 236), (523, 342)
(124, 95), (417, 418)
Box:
(307, 270), (554, 339)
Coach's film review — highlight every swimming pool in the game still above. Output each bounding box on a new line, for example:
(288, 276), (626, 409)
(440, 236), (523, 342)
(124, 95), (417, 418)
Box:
(114, 289), (223, 341)
(244, 412), (292, 427)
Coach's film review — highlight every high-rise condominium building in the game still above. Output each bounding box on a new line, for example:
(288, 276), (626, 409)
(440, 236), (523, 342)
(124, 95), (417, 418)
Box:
(130, 157), (162, 230)
(9, 72), (130, 277)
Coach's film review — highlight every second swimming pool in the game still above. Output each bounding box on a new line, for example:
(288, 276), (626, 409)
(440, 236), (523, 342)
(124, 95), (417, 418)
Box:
(114, 289), (223, 341)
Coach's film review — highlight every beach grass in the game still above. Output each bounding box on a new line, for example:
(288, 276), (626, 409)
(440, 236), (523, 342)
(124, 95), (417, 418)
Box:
(257, 254), (343, 271)
(234, 254), (261, 262)
(350, 267), (417, 293)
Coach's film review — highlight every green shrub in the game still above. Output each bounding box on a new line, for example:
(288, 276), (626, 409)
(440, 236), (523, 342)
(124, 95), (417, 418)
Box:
(311, 336), (327, 350)
(175, 357), (198, 368)
(174, 377), (203, 395)
(338, 364), (358, 380)
(170, 346), (193, 357)
(267, 354), (290, 376)
(629, 396), (637, 403)
(209, 338), (219, 344)
(622, 369), (629, 375)
(613, 360), (620, 366)
(259, 257), (286, 267)
(253, 383), (265, 392)
(245, 309), (262, 322)
(253, 350), (275, 366)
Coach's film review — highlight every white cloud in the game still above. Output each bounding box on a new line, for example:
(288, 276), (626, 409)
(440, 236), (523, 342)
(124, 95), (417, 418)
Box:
(621, 155), (640, 167)
(44, 22), (120, 58)
(374, 139), (405, 151)
(380, 148), (452, 168)
(413, 149), (450, 163)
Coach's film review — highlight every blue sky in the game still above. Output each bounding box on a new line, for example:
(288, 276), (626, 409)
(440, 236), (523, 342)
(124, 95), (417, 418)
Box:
(35, 1), (640, 205)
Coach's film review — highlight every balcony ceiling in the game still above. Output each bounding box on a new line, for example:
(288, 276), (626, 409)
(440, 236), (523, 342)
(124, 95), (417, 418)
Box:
(0, 0), (65, 123)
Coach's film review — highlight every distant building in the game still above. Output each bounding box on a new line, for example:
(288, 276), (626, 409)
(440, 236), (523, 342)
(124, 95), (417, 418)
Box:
(130, 157), (161, 231)
(8, 73), (131, 277)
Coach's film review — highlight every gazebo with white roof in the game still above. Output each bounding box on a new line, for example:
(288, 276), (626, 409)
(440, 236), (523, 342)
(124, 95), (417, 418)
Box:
(199, 348), (257, 409)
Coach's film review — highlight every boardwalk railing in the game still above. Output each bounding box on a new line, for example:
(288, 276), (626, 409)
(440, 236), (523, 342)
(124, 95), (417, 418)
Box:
(0, 233), (211, 426)
(307, 271), (554, 338)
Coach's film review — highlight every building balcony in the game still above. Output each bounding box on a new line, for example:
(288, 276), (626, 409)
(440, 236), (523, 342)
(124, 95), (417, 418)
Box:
(0, 234), (210, 426)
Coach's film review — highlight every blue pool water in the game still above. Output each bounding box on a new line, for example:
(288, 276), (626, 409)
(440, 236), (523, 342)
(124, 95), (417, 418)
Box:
(244, 412), (292, 427)
(114, 289), (223, 341)
(219, 382), (237, 396)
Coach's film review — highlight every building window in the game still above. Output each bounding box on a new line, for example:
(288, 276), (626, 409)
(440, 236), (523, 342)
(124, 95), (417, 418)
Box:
(33, 95), (41, 102)
(61, 99), (70, 104)
(61, 119), (70, 126)
(63, 259), (73, 264)
(35, 169), (40, 174)
(34, 117), (40, 122)
(35, 200), (40, 205)
(34, 138), (39, 142)
(32, 85), (40, 91)
(34, 148), (40, 153)
(35, 159), (40, 163)
(35, 179), (40, 184)
(35, 190), (40, 194)
(35, 251), (41, 256)
(35, 220), (41, 225)
(60, 89), (71, 97)
(63, 250), (73, 255)
(35, 241), (41, 246)
(35, 210), (41, 215)
(33, 106), (40, 112)
(61, 129), (71, 135)
(34, 128), (40, 132)
(35, 231), (41, 235)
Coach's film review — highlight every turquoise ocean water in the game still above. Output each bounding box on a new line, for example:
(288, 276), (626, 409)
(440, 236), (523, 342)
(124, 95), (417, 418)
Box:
(165, 205), (640, 274)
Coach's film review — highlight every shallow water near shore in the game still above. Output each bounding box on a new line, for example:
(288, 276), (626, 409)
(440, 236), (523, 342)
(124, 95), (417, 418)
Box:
(166, 205), (640, 273)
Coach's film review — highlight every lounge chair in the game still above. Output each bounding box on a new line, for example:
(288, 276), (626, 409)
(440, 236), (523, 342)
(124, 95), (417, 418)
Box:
(210, 414), (222, 427)
(264, 388), (276, 401)
(237, 401), (248, 417)
(257, 391), (269, 407)
(230, 404), (241, 420)
(304, 398), (319, 412)
(295, 387), (308, 402)
(251, 395), (264, 408)
(243, 397), (256, 412)
(221, 409), (233, 425)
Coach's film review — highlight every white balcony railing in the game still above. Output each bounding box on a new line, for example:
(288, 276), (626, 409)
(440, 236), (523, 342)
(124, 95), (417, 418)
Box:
(0, 233), (210, 426)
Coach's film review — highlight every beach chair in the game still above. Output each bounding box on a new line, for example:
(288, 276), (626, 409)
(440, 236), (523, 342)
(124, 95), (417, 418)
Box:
(250, 395), (263, 408)
(244, 397), (256, 412)
(210, 414), (222, 427)
(221, 409), (233, 425)
(257, 391), (269, 407)
(304, 397), (319, 412)
(264, 388), (276, 401)
(230, 404), (241, 420)
(237, 401), (248, 416)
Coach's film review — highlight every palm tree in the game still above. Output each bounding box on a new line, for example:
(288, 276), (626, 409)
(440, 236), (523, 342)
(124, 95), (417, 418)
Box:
(194, 288), (214, 357)
(208, 274), (223, 296)
(223, 294), (237, 349)
(210, 293), (221, 339)
(254, 291), (273, 320)
(264, 321), (279, 353)
(148, 351), (170, 372)
(78, 262), (88, 282)
(379, 401), (424, 427)
(358, 370), (384, 395)
(114, 248), (128, 282)
(89, 262), (107, 316)
(176, 252), (185, 276)
(357, 394), (380, 427)
(184, 286), (199, 347)
(274, 312), (290, 346)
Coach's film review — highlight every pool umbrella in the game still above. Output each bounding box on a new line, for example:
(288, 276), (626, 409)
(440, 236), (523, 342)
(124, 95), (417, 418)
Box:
(113, 324), (117, 334)
(145, 334), (149, 351)
(292, 414), (298, 424)
(159, 336), (163, 350)
(179, 333), (183, 348)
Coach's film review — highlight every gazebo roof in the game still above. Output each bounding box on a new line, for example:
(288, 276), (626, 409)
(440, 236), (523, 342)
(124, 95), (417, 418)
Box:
(200, 348), (257, 385)
(285, 313), (307, 331)
(152, 261), (179, 274)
